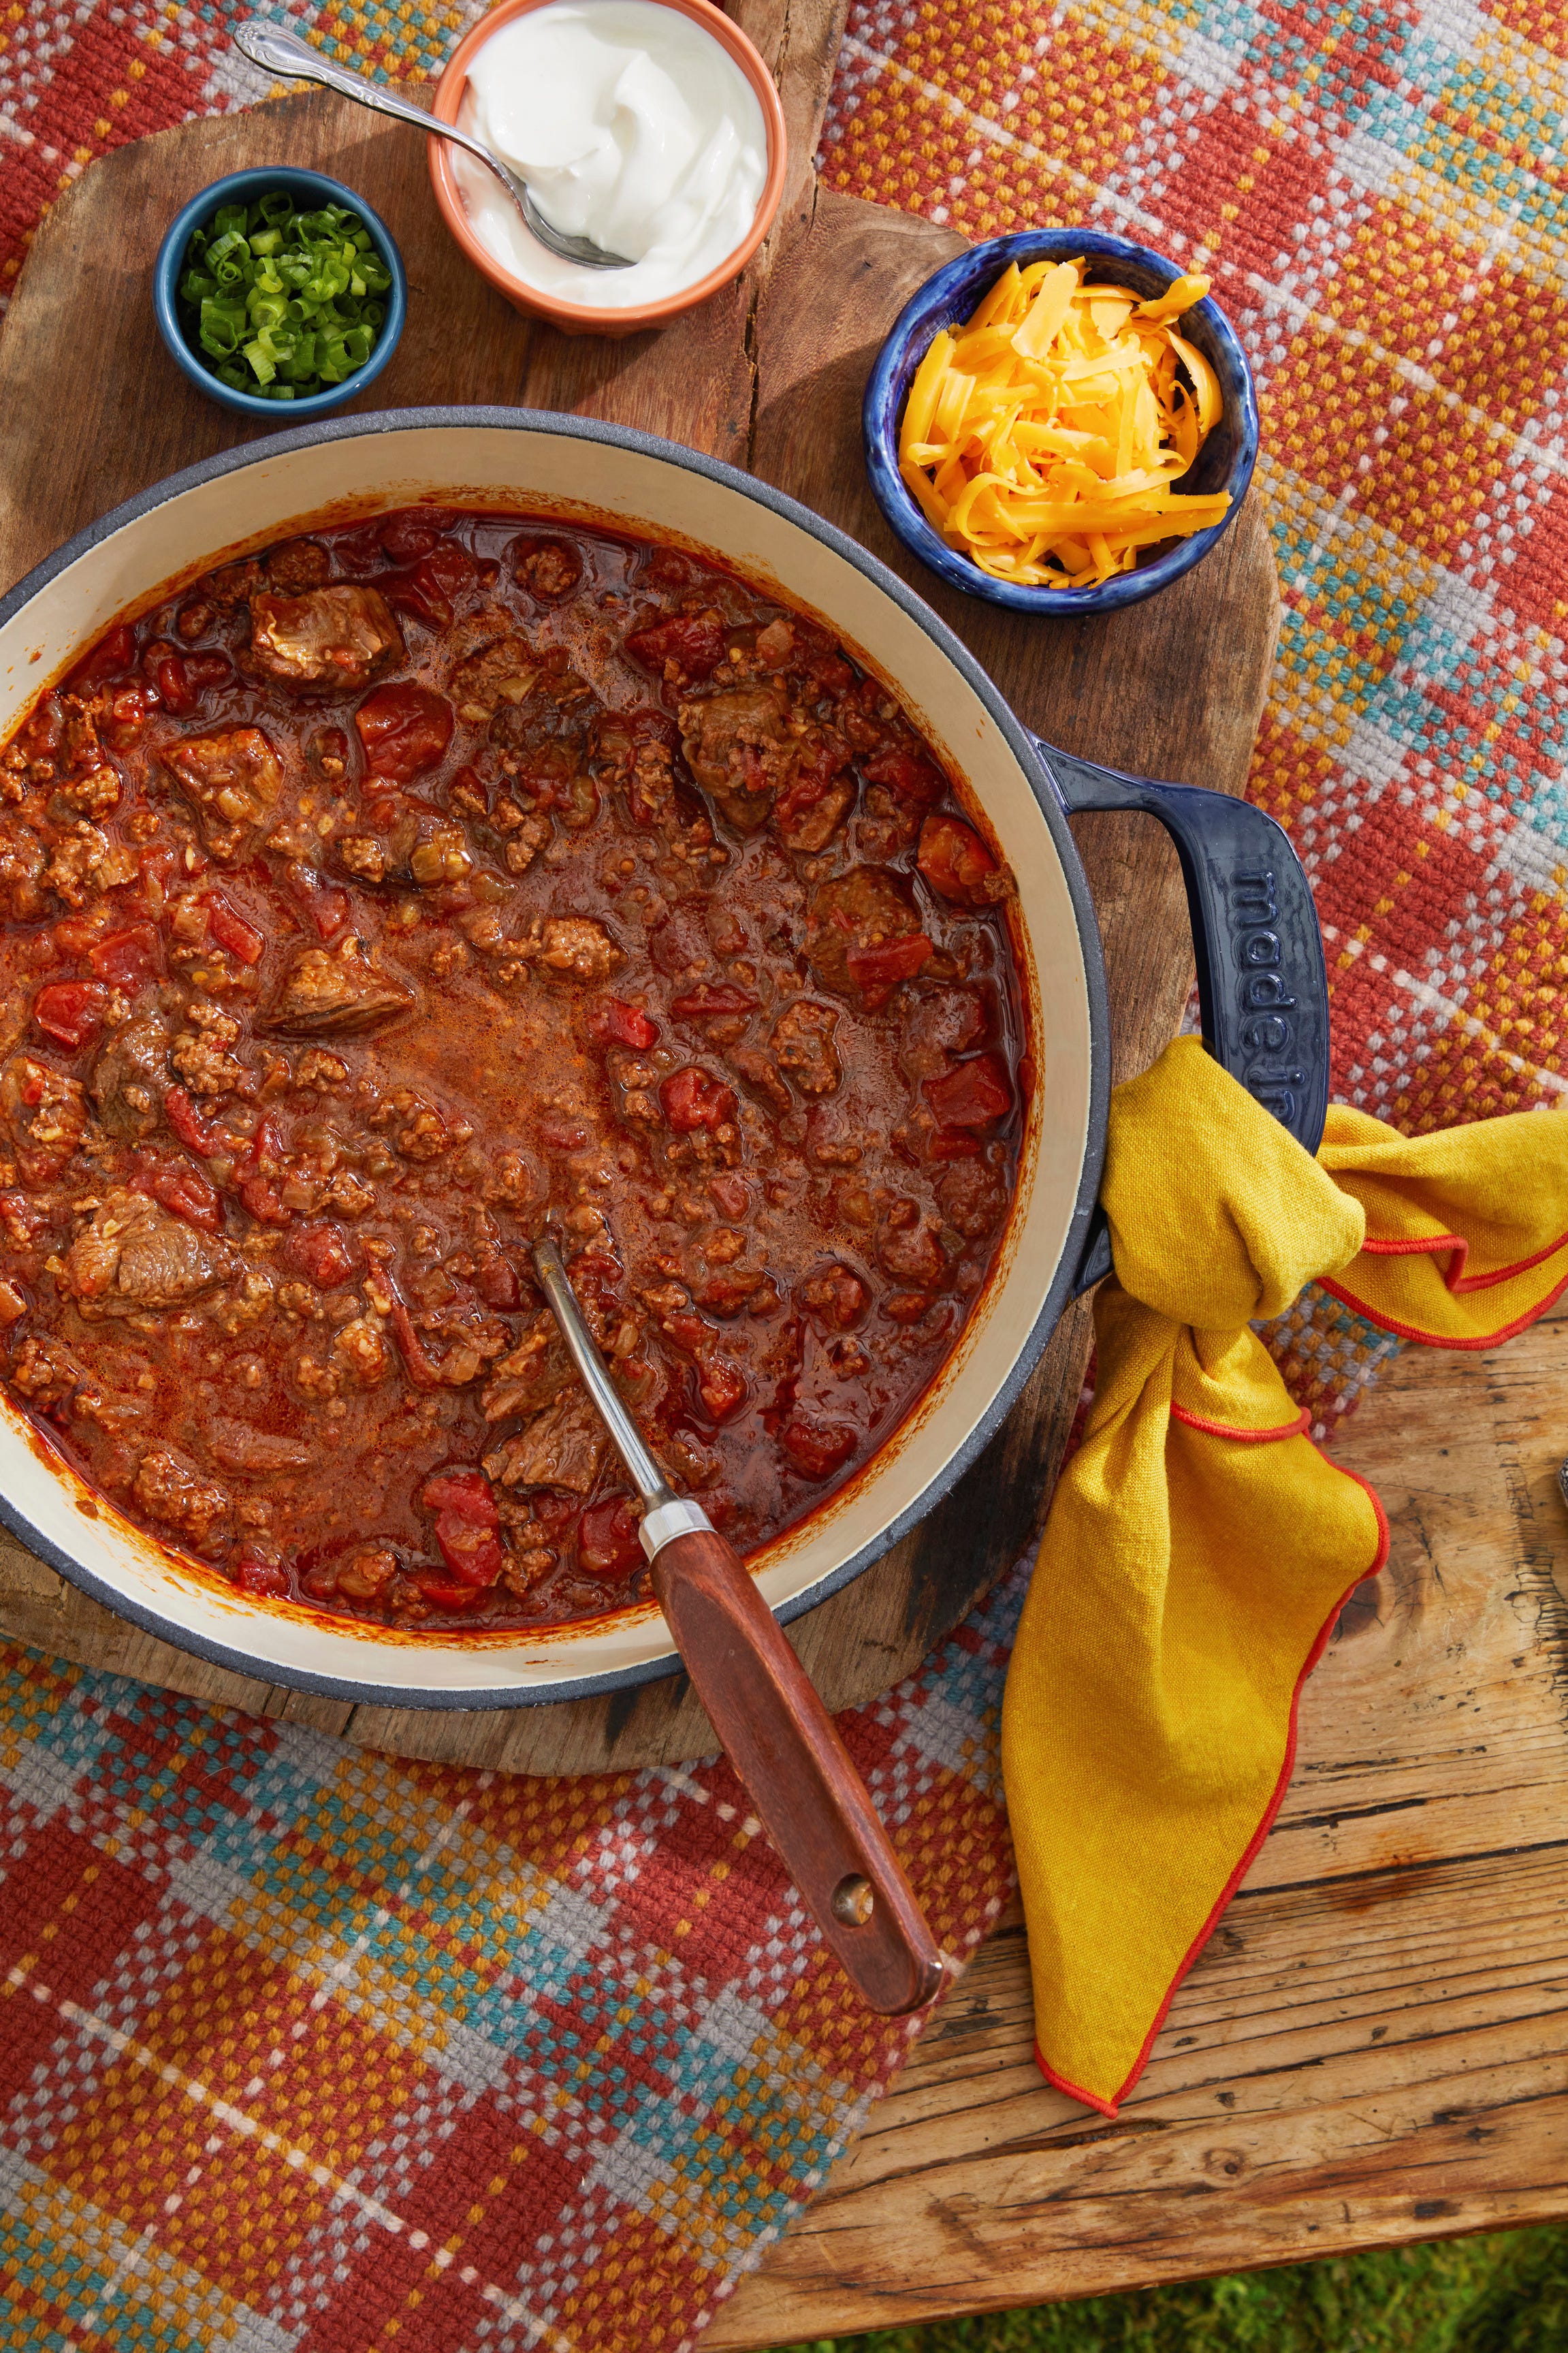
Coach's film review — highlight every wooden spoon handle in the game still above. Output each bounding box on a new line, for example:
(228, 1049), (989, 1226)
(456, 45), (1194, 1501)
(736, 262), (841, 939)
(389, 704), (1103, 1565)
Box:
(650, 1528), (946, 2016)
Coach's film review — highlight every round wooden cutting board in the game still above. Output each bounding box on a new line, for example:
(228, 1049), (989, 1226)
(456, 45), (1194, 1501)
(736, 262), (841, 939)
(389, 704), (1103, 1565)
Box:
(0, 14), (1279, 1771)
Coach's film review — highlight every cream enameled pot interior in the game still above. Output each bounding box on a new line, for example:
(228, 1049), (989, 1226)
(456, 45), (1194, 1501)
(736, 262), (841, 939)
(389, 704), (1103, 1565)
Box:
(0, 419), (1093, 1702)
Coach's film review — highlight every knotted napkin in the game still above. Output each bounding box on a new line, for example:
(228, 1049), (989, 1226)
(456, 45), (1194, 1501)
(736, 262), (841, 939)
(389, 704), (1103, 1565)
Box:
(1003, 1037), (1568, 2116)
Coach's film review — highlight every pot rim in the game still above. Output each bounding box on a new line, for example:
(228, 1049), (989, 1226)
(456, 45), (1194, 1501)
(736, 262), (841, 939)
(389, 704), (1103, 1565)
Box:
(0, 405), (1111, 1709)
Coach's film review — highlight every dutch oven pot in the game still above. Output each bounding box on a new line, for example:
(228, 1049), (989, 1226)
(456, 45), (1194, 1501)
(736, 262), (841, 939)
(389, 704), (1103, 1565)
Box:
(0, 410), (1330, 1709)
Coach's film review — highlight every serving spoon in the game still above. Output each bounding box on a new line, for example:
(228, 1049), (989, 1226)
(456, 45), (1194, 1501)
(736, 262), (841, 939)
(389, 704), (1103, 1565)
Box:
(233, 20), (637, 271)
(532, 1237), (947, 2017)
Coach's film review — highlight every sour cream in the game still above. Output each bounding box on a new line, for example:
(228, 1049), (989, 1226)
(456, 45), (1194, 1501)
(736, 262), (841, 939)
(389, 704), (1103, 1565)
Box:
(453, 0), (770, 311)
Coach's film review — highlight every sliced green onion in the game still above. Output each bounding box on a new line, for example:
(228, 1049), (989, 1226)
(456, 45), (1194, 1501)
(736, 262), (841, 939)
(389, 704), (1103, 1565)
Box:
(176, 184), (390, 400)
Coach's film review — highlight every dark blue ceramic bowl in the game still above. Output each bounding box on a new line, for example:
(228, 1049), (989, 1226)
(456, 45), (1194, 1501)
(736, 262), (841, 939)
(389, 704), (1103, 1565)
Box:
(863, 229), (1258, 616)
(154, 166), (407, 422)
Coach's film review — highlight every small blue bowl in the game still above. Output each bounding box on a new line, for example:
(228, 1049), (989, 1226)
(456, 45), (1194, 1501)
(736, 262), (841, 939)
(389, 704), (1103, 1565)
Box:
(154, 165), (407, 422)
(863, 229), (1258, 617)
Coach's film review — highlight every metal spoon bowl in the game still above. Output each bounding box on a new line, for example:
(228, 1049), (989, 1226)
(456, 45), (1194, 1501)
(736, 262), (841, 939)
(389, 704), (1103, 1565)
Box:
(234, 20), (637, 272)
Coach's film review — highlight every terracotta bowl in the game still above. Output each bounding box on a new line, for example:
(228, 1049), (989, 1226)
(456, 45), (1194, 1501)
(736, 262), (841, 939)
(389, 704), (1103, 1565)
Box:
(427, 0), (788, 337)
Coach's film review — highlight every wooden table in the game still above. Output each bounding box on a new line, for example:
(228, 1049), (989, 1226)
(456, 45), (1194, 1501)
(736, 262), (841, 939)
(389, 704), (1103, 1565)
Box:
(710, 1296), (1568, 2342)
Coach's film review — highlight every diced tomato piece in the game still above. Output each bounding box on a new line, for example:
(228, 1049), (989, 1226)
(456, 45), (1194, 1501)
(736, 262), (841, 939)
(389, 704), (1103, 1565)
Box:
(918, 813), (1003, 905)
(698, 1358), (748, 1422)
(474, 1254), (522, 1310)
(138, 843), (180, 907)
(354, 683), (454, 783)
(87, 923), (160, 992)
(591, 998), (660, 1051)
(33, 980), (108, 1049)
(625, 612), (726, 680)
(925, 1053), (1013, 1128)
(379, 508), (457, 565)
(671, 983), (757, 1020)
(844, 934), (933, 1007)
(577, 1497), (645, 1581)
(929, 1125), (983, 1160)
(64, 623), (137, 693)
(52, 915), (102, 958)
(415, 1572), (487, 1609)
(433, 1511), (505, 1585)
(289, 1222), (356, 1289)
(707, 1173), (749, 1218)
(100, 681), (159, 743)
(389, 1298), (441, 1391)
(163, 1085), (220, 1155)
(130, 1152), (225, 1233)
(385, 541), (477, 629)
(859, 742), (946, 805)
(660, 1067), (737, 1133)
(233, 1549), (291, 1598)
(421, 1466), (500, 1521)
(160, 1165), (224, 1232)
(421, 1468), (503, 1589)
(778, 1414), (857, 1479)
(144, 647), (228, 715)
(204, 894), (265, 965)
(238, 1116), (290, 1227)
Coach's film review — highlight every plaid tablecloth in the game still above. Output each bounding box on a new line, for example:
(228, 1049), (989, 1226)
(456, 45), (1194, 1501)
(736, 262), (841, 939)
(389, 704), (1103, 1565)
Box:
(1, 0), (1564, 2343)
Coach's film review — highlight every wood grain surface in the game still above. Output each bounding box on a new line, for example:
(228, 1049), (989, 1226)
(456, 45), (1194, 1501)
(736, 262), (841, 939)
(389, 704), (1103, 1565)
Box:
(709, 1295), (1568, 2343)
(0, 22), (1279, 1773)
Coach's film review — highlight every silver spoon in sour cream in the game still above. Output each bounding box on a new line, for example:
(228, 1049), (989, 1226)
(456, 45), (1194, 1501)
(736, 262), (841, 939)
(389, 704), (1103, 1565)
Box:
(233, 20), (637, 272)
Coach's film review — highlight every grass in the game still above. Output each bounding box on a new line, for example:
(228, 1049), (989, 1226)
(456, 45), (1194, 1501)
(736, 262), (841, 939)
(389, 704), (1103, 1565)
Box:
(764, 2223), (1568, 2353)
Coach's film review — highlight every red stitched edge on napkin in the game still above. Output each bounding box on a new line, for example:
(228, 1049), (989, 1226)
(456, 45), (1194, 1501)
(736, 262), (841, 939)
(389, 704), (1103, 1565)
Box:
(1319, 1262), (1568, 1349)
(1033, 1464), (1391, 2119)
(1356, 1225), (1568, 1295)
(1169, 1403), (1313, 1442)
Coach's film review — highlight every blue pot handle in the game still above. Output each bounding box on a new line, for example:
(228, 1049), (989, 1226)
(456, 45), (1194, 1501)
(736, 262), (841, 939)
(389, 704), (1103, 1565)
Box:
(1031, 738), (1331, 1295)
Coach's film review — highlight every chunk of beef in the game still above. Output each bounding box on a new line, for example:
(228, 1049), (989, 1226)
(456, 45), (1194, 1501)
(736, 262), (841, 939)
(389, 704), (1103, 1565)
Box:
(448, 635), (539, 723)
(207, 1421), (311, 1473)
(206, 557), (268, 612)
(875, 1198), (947, 1290)
(1, 1056), (87, 1184)
(729, 1045), (792, 1118)
(771, 1000), (840, 1096)
(8, 1333), (81, 1408)
(483, 1387), (607, 1495)
(807, 866), (929, 1003)
(678, 686), (793, 830)
(89, 1011), (172, 1138)
(63, 1189), (233, 1315)
(801, 1263), (870, 1329)
(937, 1157), (1009, 1240)
(773, 771), (854, 855)
(132, 1447), (228, 1545)
(170, 1003), (244, 1097)
(530, 916), (622, 983)
(247, 586), (403, 693)
(264, 539), (332, 595)
(900, 986), (985, 1080)
(0, 817), (46, 919)
(261, 940), (415, 1037)
(481, 1312), (574, 1422)
(163, 727), (284, 858)
(513, 536), (583, 602)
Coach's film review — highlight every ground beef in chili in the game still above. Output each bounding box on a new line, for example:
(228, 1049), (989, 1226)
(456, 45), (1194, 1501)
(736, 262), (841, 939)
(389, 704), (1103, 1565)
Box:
(0, 511), (1027, 1630)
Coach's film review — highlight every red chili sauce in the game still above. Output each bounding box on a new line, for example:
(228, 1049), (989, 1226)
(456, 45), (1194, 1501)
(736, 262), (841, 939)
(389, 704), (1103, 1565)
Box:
(0, 510), (1027, 1630)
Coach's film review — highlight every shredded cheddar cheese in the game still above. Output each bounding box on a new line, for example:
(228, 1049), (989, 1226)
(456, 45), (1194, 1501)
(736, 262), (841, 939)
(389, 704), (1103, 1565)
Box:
(897, 260), (1231, 590)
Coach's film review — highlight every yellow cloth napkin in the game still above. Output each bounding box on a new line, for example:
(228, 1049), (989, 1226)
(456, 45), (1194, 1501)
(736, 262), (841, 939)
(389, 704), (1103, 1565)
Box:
(1002, 1037), (1568, 2115)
